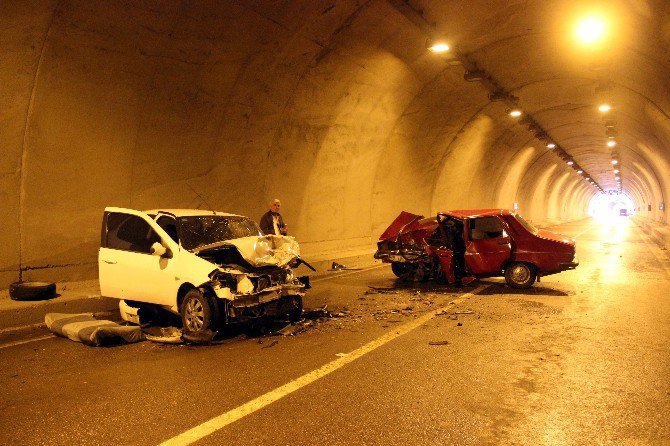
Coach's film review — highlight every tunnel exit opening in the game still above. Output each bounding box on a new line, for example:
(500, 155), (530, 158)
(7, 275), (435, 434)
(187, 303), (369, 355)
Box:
(589, 192), (635, 219)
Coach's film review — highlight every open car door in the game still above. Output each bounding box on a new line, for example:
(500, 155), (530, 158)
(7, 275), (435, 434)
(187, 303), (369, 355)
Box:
(464, 216), (511, 275)
(99, 207), (179, 304)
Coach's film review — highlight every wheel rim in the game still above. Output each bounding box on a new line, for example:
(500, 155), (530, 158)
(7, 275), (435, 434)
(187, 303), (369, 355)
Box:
(184, 298), (205, 332)
(510, 264), (531, 284)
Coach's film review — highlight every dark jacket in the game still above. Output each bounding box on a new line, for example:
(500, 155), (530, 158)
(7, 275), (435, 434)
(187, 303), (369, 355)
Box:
(259, 211), (286, 235)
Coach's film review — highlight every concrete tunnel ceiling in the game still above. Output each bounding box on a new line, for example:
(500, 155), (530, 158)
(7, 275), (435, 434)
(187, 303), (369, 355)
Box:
(2, 0), (670, 284)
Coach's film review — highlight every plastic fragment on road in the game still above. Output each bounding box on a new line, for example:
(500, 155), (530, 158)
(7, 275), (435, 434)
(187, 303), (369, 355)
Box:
(143, 327), (217, 344)
(45, 313), (144, 346)
(329, 262), (362, 271)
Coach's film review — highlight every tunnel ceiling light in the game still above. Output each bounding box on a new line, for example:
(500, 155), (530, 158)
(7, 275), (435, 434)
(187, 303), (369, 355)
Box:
(614, 169), (619, 174)
(429, 42), (450, 53)
(577, 170), (583, 174)
(611, 159), (618, 164)
(607, 140), (617, 147)
(598, 104), (612, 112)
(547, 142), (556, 149)
(508, 109), (522, 117)
(567, 160), (574, 165)
(576, 17), (607, 45)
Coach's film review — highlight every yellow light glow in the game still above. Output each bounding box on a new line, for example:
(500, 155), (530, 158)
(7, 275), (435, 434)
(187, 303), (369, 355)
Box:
(429, 43), (450, 53)
(576, 17), (606, 44)
(599, 104), (611, 112)
(607, 140), (617, 147)
(509, 110), (522, 117)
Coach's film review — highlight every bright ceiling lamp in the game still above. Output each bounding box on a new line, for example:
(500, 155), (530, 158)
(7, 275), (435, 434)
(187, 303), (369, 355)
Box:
(567, 160), (574, 165)
(613, 169), (619, 173)
(508, 109), (522, 117)
(607, 140), (617, 147)
(598, 104), (611, 112)
(611, 159), (618, 164)
(547, 142), (556, 149)
(428, 42), (450, 53)
(577, 170), (583, 174)
(576, 16), (607, 45)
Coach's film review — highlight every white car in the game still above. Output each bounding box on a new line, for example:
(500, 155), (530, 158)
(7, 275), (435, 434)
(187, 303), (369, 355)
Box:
(98, 208), (310, 334)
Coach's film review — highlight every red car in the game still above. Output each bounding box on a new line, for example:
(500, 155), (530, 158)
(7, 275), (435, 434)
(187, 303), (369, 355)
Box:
(374, 209), (578, 288)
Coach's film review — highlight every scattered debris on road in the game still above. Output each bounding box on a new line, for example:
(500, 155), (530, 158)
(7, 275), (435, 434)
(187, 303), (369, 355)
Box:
(428, 340), (450, 346)
(330, 262), (363, 271)
(144, 327), (182, 344)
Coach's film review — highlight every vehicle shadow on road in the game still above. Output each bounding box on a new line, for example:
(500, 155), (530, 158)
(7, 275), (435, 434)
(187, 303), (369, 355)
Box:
(475, 283), (570, 296)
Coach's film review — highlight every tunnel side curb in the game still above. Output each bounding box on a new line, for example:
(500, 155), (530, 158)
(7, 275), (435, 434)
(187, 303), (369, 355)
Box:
(632, 216), (670, 249)
(0, 280), (118, 332)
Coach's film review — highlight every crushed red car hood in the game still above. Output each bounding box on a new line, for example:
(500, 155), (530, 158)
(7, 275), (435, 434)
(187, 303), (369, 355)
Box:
(379, 211), (423, 241)
(537, 229), (575, 246)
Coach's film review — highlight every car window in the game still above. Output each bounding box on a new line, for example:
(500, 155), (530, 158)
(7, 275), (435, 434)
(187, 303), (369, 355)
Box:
(106, 213), (159, 253)
(156, 215), (179, 243)
(179, 216), (263, 251)
(513, 213), (539, 235)
(469, 217), (506, 240)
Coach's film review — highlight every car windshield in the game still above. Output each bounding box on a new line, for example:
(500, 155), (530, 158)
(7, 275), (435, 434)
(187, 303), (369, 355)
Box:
(179, 216), (263, 251)
(514, 213), (539, 235)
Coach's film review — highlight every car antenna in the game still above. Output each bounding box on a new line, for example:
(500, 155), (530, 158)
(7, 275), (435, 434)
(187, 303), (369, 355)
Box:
(185, 181), (217, 215)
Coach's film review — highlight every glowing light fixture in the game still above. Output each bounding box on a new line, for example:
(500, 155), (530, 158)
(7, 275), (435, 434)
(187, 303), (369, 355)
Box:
(547, 143), (556, 149)
(576, 17), (606, 44)
(509, 109), (522, 117)
(613, 169), (619, 173)
(567, 160), (574, 165)
(607, 140), (617, 147)
(429, 42), (450, 53)
(577, 170), (583, 174)
(611, 159), (618, 165)
(598, 104), (612, 112)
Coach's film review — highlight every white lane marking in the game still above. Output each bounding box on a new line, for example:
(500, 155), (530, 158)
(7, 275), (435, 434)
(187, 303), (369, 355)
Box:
(573, 224), (595, 239)
(159, 285), (485, 446)
(0, 322), (45, 335)
(0, 335), (55, 350)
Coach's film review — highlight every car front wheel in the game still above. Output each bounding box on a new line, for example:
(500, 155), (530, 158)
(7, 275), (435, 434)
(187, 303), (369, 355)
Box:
(505, 262), (536, 289)
(181, 289), (214, 334)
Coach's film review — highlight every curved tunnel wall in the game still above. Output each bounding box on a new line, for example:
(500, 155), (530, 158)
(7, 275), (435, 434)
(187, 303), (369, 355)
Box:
(5, 0), (668, 285)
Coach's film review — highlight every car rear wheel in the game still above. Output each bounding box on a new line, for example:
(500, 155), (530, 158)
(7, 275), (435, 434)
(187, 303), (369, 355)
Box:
(505, 262), (536, 289)
(181, 289), (214, 334)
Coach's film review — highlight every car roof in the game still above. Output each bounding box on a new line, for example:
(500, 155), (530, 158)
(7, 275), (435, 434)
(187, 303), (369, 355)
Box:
(439, 209), (514, 219)
(144, 209), (243, 218)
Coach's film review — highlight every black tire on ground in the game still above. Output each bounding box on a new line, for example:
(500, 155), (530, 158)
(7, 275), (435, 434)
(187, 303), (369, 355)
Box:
(391, 262), (410, 278)
(180, 289), (215, 334)
(504, 262), (537, 289)
(287, 296), (303, 323)
(9, 282), (57, 301)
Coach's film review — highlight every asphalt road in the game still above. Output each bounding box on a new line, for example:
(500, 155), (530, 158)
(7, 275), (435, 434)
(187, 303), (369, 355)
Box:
(1, 217), (668, 445)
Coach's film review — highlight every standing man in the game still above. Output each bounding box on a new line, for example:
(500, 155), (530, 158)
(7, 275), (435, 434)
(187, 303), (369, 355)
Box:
(259, 198), (287, 235)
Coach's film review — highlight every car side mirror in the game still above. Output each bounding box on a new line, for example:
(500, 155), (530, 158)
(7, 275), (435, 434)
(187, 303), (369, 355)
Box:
(151, 242), (172, 259)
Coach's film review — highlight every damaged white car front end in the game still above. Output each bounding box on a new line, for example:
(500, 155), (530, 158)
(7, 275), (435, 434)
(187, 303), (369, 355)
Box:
(195, 235), (310, 321)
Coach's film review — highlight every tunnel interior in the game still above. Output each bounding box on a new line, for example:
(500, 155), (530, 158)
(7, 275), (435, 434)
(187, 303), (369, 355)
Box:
(2, 0), (669, 286)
